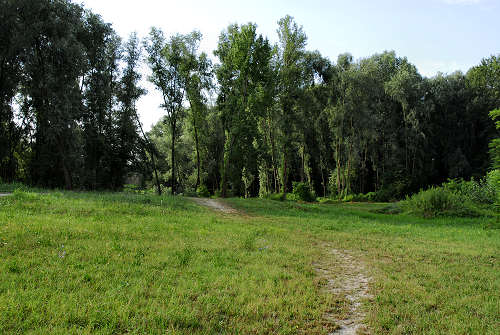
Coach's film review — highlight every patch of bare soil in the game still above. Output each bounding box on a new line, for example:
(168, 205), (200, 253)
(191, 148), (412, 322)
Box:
(315, 246), (372, 335)
(190, 197), (238, 214)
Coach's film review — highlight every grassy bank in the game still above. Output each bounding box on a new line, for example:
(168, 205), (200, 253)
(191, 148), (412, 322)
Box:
(0, 191), (498, 334)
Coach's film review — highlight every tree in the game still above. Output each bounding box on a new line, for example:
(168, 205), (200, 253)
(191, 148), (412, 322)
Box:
(81, 12), (121, 189)
(115, 32), (145, 189)
(276, 15), (307, 193)
(178, 31), (213, 190)
(21, 0), (87, 189)
(466, 55), (500, 177)
(0, 0), (25, 182)
(145, 28), (198, 195)
(214, 23), (272, 197)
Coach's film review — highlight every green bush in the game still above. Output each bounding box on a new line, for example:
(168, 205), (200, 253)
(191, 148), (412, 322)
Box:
(487, 170), (500, 206)
(292, 182), (315, 202)
(0, 182), (32, 193)
(366, 192), (377, 202)
(443, 177), (496, 205)
(196, 185), (210, 198)
(342, 194), (354, 202)
(351, 192), (377, 202)
(401, 187), (481, 218)
(123, 184), (141, 193)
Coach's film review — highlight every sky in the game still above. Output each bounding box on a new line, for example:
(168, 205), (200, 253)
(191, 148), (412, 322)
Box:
(79, 0), (500, 130)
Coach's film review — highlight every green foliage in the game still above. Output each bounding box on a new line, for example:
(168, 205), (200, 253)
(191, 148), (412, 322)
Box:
(351, 192), (377, 202)
(489, 111), (500, 197)
(292, 182), (316, 202)
(442, 177), (496, 205)
(401, 187), (482, 218)
(1, 2), (499, 212)
(342, 194), (354, 202)
(241, 167), (255, 198)
(487, 169), (500, 206)
(196, 184), (210, 198)
(215, 22), (273, 197)
(0, 182), (31, 193)
(123, 184), (141, 193)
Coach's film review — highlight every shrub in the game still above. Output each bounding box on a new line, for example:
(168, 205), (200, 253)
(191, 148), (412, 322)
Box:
(443, 177), (496, 205)
(351, 192), (377, 202)
(366, 192), (376, 202)
(487, 170), (500, 206)
(0, 182), (31, 193)
(401, 187), (481, 218)
(123, 184), (140, 193)
(292, 182), (315, 202)
(342, 194), (354, 202)
(196, 185), (210, 198)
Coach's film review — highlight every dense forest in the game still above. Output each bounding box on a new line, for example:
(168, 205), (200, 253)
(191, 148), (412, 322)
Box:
(1, 0), (499, 200)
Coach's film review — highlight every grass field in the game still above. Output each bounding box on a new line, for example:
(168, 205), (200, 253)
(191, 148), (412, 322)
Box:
(0, 190), (499, 334)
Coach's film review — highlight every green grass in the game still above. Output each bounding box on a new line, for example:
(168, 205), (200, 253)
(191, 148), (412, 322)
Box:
(1, 191), (499, 334)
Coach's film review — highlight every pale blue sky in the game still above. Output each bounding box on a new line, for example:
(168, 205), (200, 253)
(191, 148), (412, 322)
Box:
(80, 0), (500, 129)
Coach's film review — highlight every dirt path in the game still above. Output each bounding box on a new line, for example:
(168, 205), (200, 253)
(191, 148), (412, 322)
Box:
(315, 246), (372, 335)
(190, 197), (238, 214)
(191, 198), (370, 333)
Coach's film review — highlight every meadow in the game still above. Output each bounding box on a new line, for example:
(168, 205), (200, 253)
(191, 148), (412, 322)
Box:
(0, 190), (498, 334)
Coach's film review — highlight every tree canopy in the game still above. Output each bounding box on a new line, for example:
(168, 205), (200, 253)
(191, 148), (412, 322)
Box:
(1, 1), (498, 200)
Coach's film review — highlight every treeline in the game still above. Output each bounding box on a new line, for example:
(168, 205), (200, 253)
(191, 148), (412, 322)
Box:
(145, 18), (499, 199)
(1, 0), (499, 199)
(0, 0), (147, 190)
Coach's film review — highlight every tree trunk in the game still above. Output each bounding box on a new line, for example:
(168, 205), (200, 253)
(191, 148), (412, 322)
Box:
(221, 132), (236, 198)
(336, 139), (341, 196)
(282, 151), (288, 194)
(300, 145), (305, 182)
(134, 111), (161, 195)
(320, 162), (326, 197)
(269, 117), (279, 193)
(57, 140), (72, 190)
(171, 119), (176, 195)
(194, 119), (201, 190)
(150, 150), (162, 196)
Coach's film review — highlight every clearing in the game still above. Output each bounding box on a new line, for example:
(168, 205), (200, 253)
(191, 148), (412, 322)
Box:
(0, 191), (498, 334)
